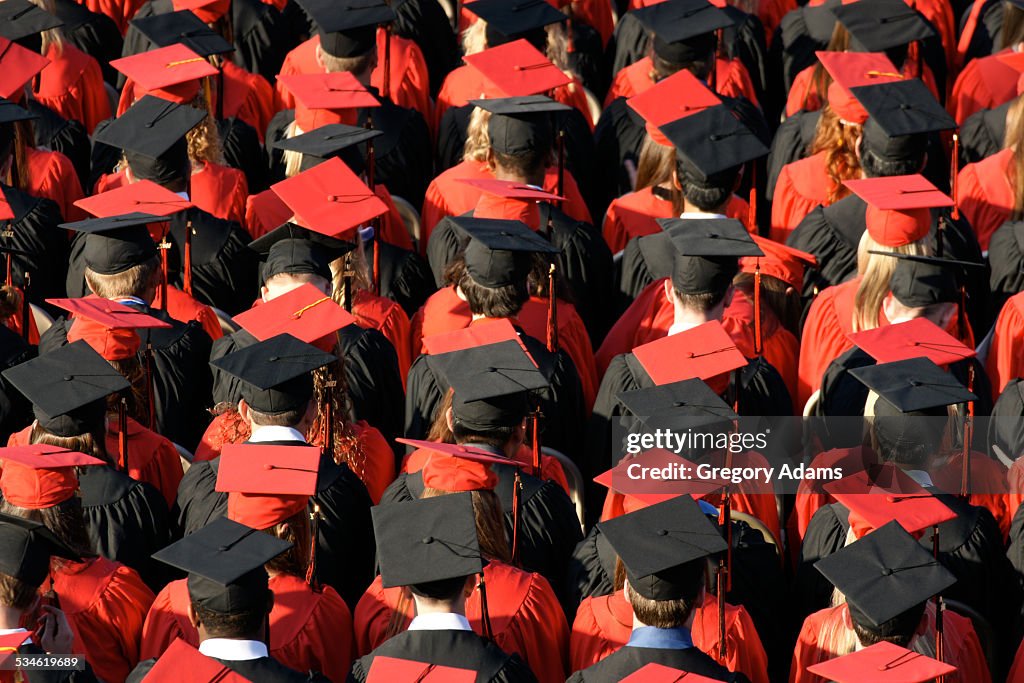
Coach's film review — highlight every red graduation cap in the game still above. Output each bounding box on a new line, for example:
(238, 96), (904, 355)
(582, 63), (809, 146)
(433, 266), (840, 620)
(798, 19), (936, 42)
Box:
(621, 662), (722, 682)
(279, 72), (379, 132)
(632, 320), (747, 386)
(422, 318), (530, 357)
(848, 317), (974, 368)
(739, 235), (817, 291)
(0, 446), (104, 510)
(397, 438), (529, 469)
(457, 178), (564, 202)
(74, 179), (194, 218)
(422, 451), (499, 492)
(463, 38), (571, 98)
(110, 44), (216, 104)
(0, 37), (49, 101)
(461, 178), (563, 230)
(844, 175), (951, 247)
(366, 656), (477, 683)
(270, 157), (387, 237)
(169, 0), (230, 23)
(48, 296), (171, 329)
(216, 443), (320, 531)
(627, 69), (721, 147)
(144, 638), (250, 683)
(816, 50), (903, 124)
(595, 448), (727, 513)
(806, 641), (956, 683)
(232, 283), (357, 351)
(0, 630), (31, 671)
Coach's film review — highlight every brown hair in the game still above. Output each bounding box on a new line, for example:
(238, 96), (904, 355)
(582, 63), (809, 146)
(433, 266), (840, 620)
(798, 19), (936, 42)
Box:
(1000, 4), (1024, 51)
(808, 106), (861, 204)
(0, 285), (22, 319)
(84, 256), (161, 300)
(0, 498), (94, 558)
(801, 26), (851, 113)
(626, 583), (699, 629)
(634, 137), (677, 193)
(106, 356), (149, 425)
(29, 423), (108, 464)
(263, 509), (311, 578)
(421, 487), (511, 563)
(0, 571), (37, 608)
(426, 389), (455, 444)
(317, 45), (375, 78)
(733, 271), (803, 335)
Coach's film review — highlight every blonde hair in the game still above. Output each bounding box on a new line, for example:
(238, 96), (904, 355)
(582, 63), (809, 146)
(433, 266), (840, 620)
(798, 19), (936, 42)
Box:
(282, 120), (305, 178)
(462, 18), (574, 82)
(851, 232), (931, 332)
(316, 44), (375, 77)
(463, 106), (492, 163)
(27, 0), (63, 57)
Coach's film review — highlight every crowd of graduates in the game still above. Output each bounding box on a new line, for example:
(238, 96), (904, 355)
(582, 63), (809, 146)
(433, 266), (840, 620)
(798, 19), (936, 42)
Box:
(2, 0), (1024, 680)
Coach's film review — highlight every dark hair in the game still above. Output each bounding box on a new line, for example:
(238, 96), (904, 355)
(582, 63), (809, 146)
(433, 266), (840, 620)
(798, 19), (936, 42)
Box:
(457, 269), (529, 319)
(0, 498), (94, 558)
(451, 422), (517, 450)
(858, 138), (924, 178)
(192, 598), (270, 639)
(491, 149), (549, 182)
(264, 510), (311, 578)
(850, 603), (925, 648)
(672, 286), (729, 314)
(676, 161), (739, 212)
(733, 272), (803, 335)
(1000, 4), (1024, 50)
(626, 579), (702, 629)
(0, 571), (37, 609)
(409, 576), (470, 601)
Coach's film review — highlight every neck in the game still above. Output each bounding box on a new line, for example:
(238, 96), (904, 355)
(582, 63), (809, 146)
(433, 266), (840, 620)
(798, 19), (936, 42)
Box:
(412, 595), (466, 618)
(673, 306), (717, 330)
(0, 605), (23, 630)
(681, 198), (726, 215)
(492, 166), (541, 187)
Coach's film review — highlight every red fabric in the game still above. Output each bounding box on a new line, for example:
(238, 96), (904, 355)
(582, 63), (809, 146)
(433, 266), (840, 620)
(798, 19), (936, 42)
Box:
(0, 291), (39, 344)
(569, 589), (769, 683)
(422, 453), (498, 491)
(354, 561), (569, 683)
(956, 148), (1014, 252)
(24, 146), (86, 223)
(34, 44), (110, 134)
(78, 0), (144, 34)
(604, 56), (758, 109)
(769, 151), (835, 244)
(409, 288), (598, 408)
(0, 460), (77, 509)
(401, 444), (571, 496)
(352, 288), (412, 384)
(95, 163), (248, 226)
(139, 574), (354, 683)
(50, 557), (154, 683)
(949, 49), (1019, 125)
(309, 421), (395, 505)
(865, 206), (931, 247)
(792, 447), (872, 543)
(193, 409), (251, 462)
(150, 285), (223, 341)
(421, 160), (591, 254)
(68, 317), (140, 359)
(985, 293), (1024, 399)
(785, 61), (940, 118)
(790, 604), (990, 683)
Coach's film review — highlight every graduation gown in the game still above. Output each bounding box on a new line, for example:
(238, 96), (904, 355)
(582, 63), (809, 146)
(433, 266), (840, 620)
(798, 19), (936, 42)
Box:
(2, 642), (100, 683)
(769, 151), (837, 244)
(957, 147), (1014, 252)
(382, 461), (583, 599)
(959, 100), (1009, 166)
(766, 109), (819, 200)
(173, 443), (375, 609)
(0, 186), (68, 307)
(128, 652), (327, 683)
(35, 43), (110, 135)
(567, 641), (749, 682)
(950, 49), (1022, 125)
(24, 146), (86, 223)
(28, 100), (91, 192)
(139, 573), (353, 683)
(354, 562), (569, 683)
(570, 589), (769, 683)
(426, 205), (614, 342)
(984, 292), (1024, 400)
(350, 629), (536, 683)
(50, 557), (154, 683)
(388, 0), (459, 96)
(603, 56), (759, 109)
(784, 59), (940, 118)
(53, 0), (123, 86)
(771, 3), (840, 94)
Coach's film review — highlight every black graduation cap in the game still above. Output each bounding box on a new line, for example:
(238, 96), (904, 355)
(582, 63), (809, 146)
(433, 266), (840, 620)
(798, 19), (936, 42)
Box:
(0, 0), (62, 41)
(429, 340), (549, 430)
(2, 340), (131, 437)
(209, 333), (336, 414)
(832, 0), (935, 53)
(0, 513), (79, 587)
(453, 216), (559, 288)
(0, 98), (35, 125)
(815, 521), (955, 632)
(130, 10), (234, 57)
(152, 517), (291, 614)
(372, 493), (484, 590)
(296, 0), (395, 58)
(617, 378), (739, 433)
(850, 356), (976, 414)
(659, 217), (761, 295)
(658, 104), (769, 181)
(598, 496), (728, 600)
(92, 96), (206, 185)
(469, 95), (571, 156)
(249, 222), (355, 284)
(632, 0), (733, 65)
(466, 0), (565, 49)
(852, 80), (956, 163)
(872, 252), (981, 308)
(62, 214), (161, 275)
(273, 124), (382, 175)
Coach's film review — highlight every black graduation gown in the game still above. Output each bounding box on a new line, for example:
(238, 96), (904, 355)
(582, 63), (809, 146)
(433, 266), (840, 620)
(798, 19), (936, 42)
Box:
(987, 378), (1024, 464)
(18, 642), (100, 683)
(959, 0), (1003, 68)
(128, 654), (328, 683)
(52, 0), (122, 86)
(350, 629), (537, 683)
(40, 306), (214, 451)
(29, 101), (91, 192)
(403, 327), (587, 465)
(959, 100), (1009, 166)
(985, 220), (1024, 316)
(382, 462), (583, 606)
(426, 205), (614, 342)
(210, 325), (404, 448)
(121, 0), (299, 83)
(0, 186), (67, 307)
(567, 643), (749, 682)
(0, 325), (33, 444)
(390, 0), (460, 97)
(218, 116), (269, 194)
(173, 442), (376, 609)
(77, 464), (174, 591)
(766, 109), (819, 200)
(362, 238), (436, 317)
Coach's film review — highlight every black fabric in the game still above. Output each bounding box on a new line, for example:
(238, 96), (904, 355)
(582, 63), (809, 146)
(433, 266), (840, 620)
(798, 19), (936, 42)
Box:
(362, 239), (436, 316)
(958, 100), (1009, 166)
(218, 116), (269, 194)
(772, 2), (840, 94)
(19, 642), (101, 683)
(567, 643), (749, 681)
(766, 109), (820, 200)
(958, 0), (1003, 67)
(0, 186), (68, 307)
(128, 654), (328, 683)
(986, 220), (1024, 316)
(988, 378), (1024, 463)
(0, 324), (32, 445)
(388, 0), (459, 96)
(51, 0), (123, 86)
(28, 100), (91, 191)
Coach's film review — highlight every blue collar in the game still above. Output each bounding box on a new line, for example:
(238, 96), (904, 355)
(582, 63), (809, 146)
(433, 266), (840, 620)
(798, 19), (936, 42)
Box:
(627, 626), (694, 650)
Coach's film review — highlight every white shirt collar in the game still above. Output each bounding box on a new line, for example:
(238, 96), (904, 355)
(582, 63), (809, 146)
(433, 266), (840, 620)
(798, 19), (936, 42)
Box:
(407, 613), (473, 632)
(198, 638), (268, 661)
(678, 211), (728, 219)
(248, 426), (306, 443)
(903, 469), (934, 488)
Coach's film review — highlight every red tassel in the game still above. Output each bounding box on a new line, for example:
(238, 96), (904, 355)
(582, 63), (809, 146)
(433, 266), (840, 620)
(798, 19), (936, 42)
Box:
(753, 264), (762, 357)
(933, 525), (944, 678)
(305, 502), (320, 585)
(145, 342), (156, 430)
(747, 164), (757, 231)
(478, 574), (494, 640)
(950, 133), (960, 220)
(159, 234), (169, 311)
(511, 471), (522, 566)
(546, 264), (557, 352)
(5, 252), (11, 287)
(531, 411), (540, 477)
(372, 229), (381, 295)
(381, 25), (391, 100)
(183, 220), (193, 296)
(118, 398), (129, 473)
(961, 363), (974, 499)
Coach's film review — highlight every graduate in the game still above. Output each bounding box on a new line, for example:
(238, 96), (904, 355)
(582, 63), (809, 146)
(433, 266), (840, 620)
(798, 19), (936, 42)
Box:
(957, 95), (1013, 167)
(351, 494), (536, 682)
(983, 289), (1024, 401)
(140, 444), (353, 682)
(0, 447), (156, 683)
(567, 496), (747, 681)
(950, 36), (1024, 125)
(176, 334), (376, 609)
(805, 642), (957, 683)
(128, 518), (330, 682)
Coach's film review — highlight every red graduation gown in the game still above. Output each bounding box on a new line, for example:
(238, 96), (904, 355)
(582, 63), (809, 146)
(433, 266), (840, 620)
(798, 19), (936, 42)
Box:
(950, 49), (1020, 125)
(1011, 630), (1024, 683)
(785, 60), (939, 118)
(80, 0), (143, 34)
(351, 288), (413, 383)
(139, 574), (354, 683)
(956, 147), (1014, 252)
(421, 160), (592, 250)
(150, 285), (224, 341)
(790, 604), (990, 683)
(24, 146), (86, 223)
(604, 56), (758, 108)
(35, 43), (111, 135)
(354, 561), (570, 683)
(408, 288), (598, 409)
(400, 445), (571, 496)
(95, 164), (249, 226)
(769, 151), (836, 244)
(985, 292), (1024, 399)
(569, 589), (769, 683)
(273, 30), (431, 126)
(50, 557), (155, 683)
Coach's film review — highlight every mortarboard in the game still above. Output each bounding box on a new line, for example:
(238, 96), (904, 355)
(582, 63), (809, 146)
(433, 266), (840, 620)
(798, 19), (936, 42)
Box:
(2, 341), (130, 437)
(216, 443), (319, 530)
(47, 296), (170, 330)
(739, 235), (817, 291)
(421, 317), (526, 356)
(621, 663), (722, 682)
(373, 493), (483, 589)
(270, 157), (388, 238)
(110, 43), (217, 105)
(169, 0), (229, 24)
(815, 521), (955, 631)
(366, 657), (476, 683)
(598, 495), (727, 600)
(659, 104), (769, 181)
(832, 0), (935, 53)
(295, 0), (394, 59)
(457, 178), (563, 203)
(849, 318), (974, 368)
(843, 175), (951, 247)
(248, 222), (356, 283)
(61, 215), (160, 276)
(53, 296), (169, 362)
(660, 217), (762, 296)
(278, 72), (379, 133)
(597, 449), (728, 512)
(469, 95), (571, 156)
(627, 68), (721, 147)
(0, 37), (49, 100)
(463, 178), (563, 230)
(232, 282), (357, 351)
(617, 378), (738, 433)
(0, 0), (62, 41)
(452, 216), (560, 288)
(0, 513), (79, 586)
(130, 10), (234, 57)
(465, 0), (565, 49)
(208, 333), (336, 414)
(816, 50), (904, 125)
(74, 180), (194, 219)
(879, 252), (980, 308)
(824, 464), (956, 537)
(632, 320), (747, 386)
(0, 98), (34, 126)
(143, 638), (250, 683)
(92, 96), (206, 185)
(422, 451), (499, 493)
(851, 80), (956, 163)
(152, 517), (291, 613)
(806, 641), (956, 683)
(632, 0), (733, 65)
(0, 446), (104, 511)
(849, 356), (975, 413)
(272, 123), (382, 170)
(463, 39), (570, 99)
(397, 438), (528, 469)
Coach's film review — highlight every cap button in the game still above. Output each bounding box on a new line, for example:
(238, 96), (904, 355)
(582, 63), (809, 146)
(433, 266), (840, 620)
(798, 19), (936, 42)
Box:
(708, 233), (719, 238)
(268, 356), (279, 362)
(881, 568), (894, 576)
(657, 529), (669, 536)
(63, 375), (73, 381)
(909, 380), (922, 387)
(421, 536), (434, 544)
(264, 464), (273, 470)
(218, 546), (229, 552)
(673, 401), (687, 407)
